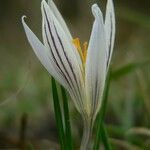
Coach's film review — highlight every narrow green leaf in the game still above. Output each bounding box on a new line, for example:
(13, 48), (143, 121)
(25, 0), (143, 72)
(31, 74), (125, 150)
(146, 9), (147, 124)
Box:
(51, 78), (66, 150)
(61, 86), (73, 150)
(117, 6), (150, 29)
(26, 143), (34, 150)
(107, 125), (125, 138)
(93, 71), (111, 150)
(111, 59), (150, 80)
(101, 124), (112, 150)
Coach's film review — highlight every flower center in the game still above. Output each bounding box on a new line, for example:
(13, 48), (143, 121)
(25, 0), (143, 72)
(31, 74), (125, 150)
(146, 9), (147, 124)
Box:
(72, 38), (88, 64)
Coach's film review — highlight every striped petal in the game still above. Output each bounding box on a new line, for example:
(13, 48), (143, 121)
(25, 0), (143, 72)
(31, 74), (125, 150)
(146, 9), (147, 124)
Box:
(48, 0), (72, 40)
(22, 16), (70, 89)
(105, 0), (115, 68)
(47, 0), (82, 65)
(41, 0), (85, 113)
(85, 4), (107, 118)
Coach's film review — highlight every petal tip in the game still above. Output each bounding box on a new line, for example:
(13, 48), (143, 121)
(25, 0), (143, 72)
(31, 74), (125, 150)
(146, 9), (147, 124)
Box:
(106, 0), (115, 13)
(21, 15), (27, 24)
(41, 0), (50, 11)
(41, 0), (48, 6)
(92, 3), (98, 10)
(22, 15), (26, 20)
(91, 3), (102, 18)
(41, 0), (45, 4)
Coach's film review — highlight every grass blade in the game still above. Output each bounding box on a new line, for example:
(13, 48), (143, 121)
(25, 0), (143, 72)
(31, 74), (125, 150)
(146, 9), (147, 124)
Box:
(93, 71), (111, 150)
(101, 124), (112, 150)
(111, 59), (150, 80)
(61, 86), (73, 150)
(51, 78), (66, 150)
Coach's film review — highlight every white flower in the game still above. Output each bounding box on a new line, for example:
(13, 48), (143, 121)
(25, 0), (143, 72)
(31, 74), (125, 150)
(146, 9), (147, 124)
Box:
(22, 0), (115, 128)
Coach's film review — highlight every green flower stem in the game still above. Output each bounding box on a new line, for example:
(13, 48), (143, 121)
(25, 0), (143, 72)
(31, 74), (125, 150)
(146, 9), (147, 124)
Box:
(61, 86), (73, 150)
(93, 71), (111, 150)
(51, 78), (66, 150)
(101, 123), (111, 150)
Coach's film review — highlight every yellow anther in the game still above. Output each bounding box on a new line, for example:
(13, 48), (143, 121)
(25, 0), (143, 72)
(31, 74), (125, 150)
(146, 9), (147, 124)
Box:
(83, 42), (88, 63)
(72, 38), (81, 50)
(72, 38), (88, 64)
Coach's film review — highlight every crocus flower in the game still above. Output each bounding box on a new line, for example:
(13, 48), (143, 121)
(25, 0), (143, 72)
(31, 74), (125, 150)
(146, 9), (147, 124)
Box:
(22, 0), (115, 148)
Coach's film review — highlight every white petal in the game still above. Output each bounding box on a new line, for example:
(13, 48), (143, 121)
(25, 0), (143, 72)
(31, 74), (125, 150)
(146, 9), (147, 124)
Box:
(85, 4), (107, 118)
(22, 16), (69, 90)
(46, 0), (82, 65)
(48, 0), (72, 40)
(105, 0), (115, 68)
(42, 0), (82, 66)
(41, 0), (85, 113)
(22, 17), (83, 108)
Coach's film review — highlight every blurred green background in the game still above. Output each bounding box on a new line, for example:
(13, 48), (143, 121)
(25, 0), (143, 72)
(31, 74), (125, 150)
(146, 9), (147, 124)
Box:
(0, 0), (150, 149)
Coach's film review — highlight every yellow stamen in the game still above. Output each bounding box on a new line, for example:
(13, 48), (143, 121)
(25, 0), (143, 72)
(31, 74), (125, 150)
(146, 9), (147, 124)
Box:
(72, 38), (81, 50)
(72, 38), (88, 64)
(72, 38), (84, 61)
(83, 42), (88, 63)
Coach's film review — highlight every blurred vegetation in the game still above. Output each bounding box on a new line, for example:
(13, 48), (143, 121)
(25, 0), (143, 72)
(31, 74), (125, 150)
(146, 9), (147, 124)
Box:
(0, 0), (150, 149)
